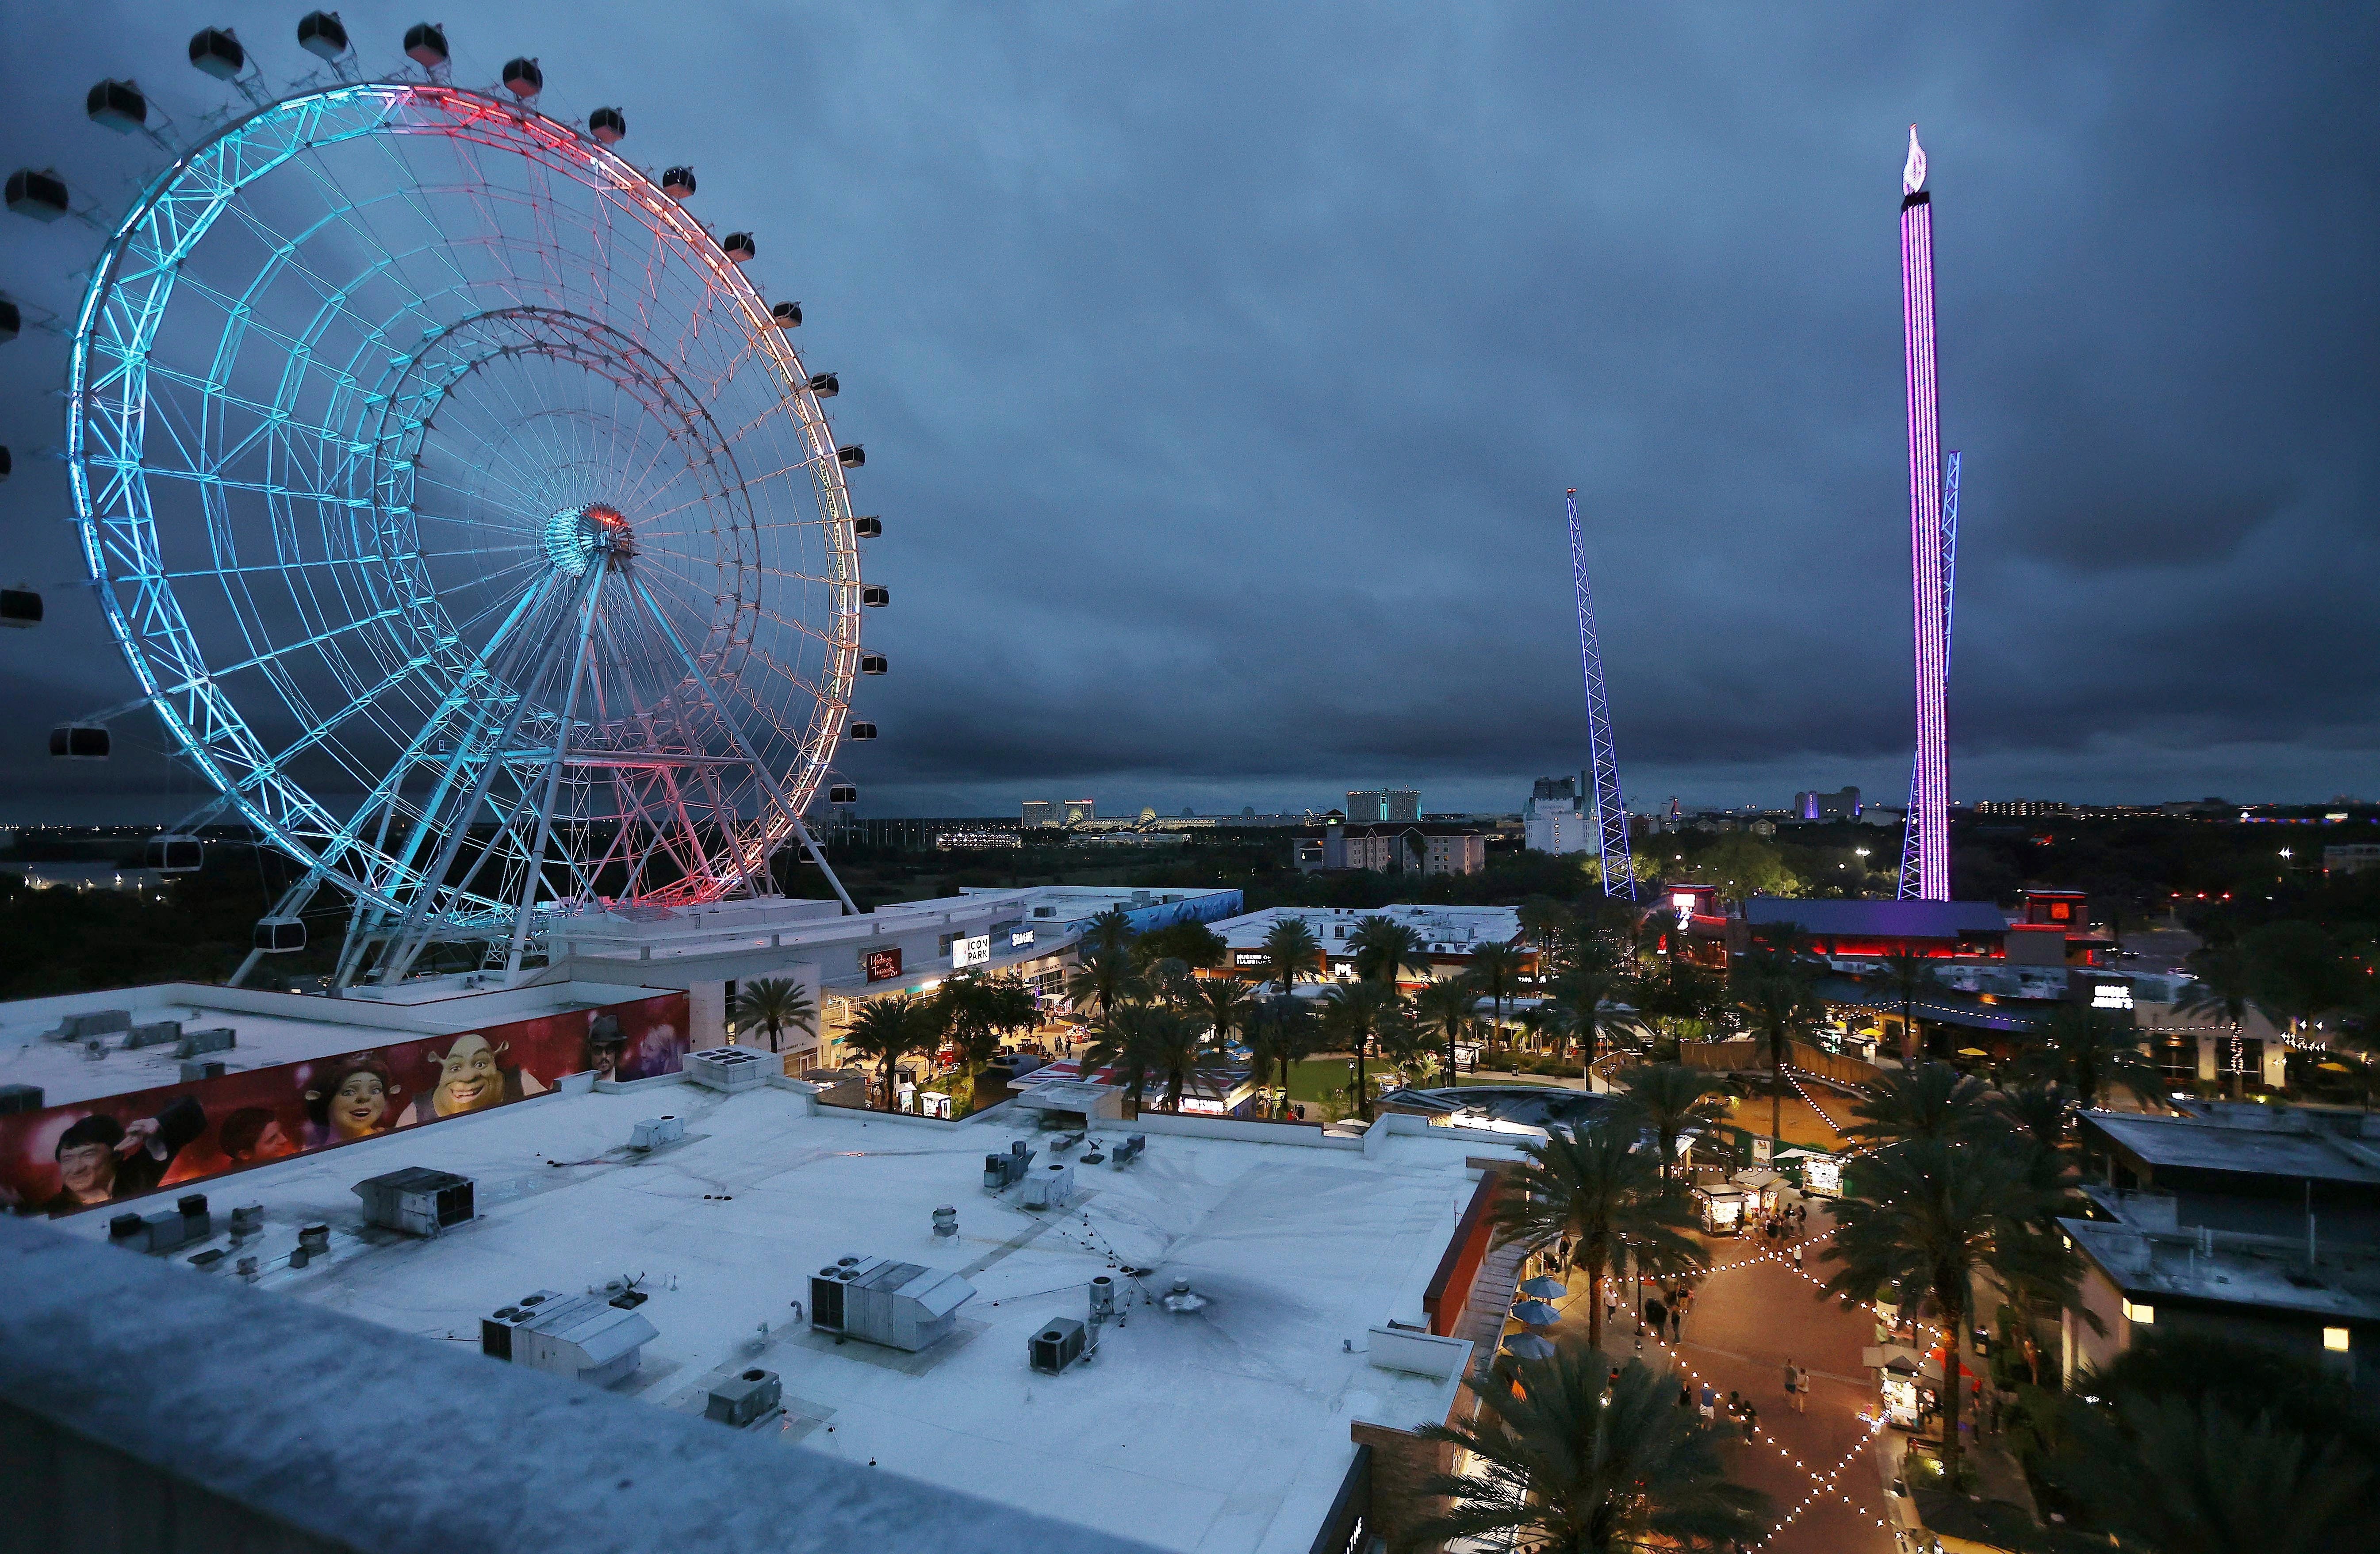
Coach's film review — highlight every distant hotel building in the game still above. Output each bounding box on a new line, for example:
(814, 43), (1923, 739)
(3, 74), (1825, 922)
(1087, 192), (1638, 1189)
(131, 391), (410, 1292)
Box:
(1019, 798), (1097, 828)
(1344, 788), (1420, 824)
(1523, 775), (1591, 855)
(1973, 799), (2073, 817)
(1791, 786), (1861, 822)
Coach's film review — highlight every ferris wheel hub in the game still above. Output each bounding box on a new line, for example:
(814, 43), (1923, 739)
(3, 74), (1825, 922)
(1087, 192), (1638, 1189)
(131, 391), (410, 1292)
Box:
(543, 503), (635, 575)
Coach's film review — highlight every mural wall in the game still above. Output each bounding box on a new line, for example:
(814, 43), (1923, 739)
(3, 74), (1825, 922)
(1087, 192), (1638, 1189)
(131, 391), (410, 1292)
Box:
(1, 991), (688, 1217)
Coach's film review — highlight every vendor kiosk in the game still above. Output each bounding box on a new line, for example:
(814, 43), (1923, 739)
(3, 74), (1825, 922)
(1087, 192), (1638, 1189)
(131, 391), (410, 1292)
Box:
(1691, 1183), (1748, 1234)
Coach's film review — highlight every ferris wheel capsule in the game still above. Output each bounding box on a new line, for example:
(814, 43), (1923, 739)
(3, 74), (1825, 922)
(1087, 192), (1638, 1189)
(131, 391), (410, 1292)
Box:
(6, 169), (71, 223)
(859, 654), (887, 675)
(502, 57), (543, 98)
(847, 722), (877, 741)
(851, 516), (881, 539)
(188, 26), (246, 80)
(721, 231), (755, 263)
(828, 785), (858, 805)
(404, 22), (449, 69)
(588, 106), (626, 143)
(296, 11), (350, 61)
(0, 300), (19, 342)
(861, 585), (889, 607)
(770, 300), (802, 329)
(49, 725), (109, 759)
(835, 444), (865, 469)
(86, 80), (150, 133)
(660, 166), (697, 201)
(0, 586), (39, 628)
(0, 445), (11, 480)
(807, 372), (839, 398)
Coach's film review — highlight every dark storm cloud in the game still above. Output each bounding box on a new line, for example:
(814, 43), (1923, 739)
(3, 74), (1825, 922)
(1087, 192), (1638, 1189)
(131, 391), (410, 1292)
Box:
(0, 3), (2372, 822)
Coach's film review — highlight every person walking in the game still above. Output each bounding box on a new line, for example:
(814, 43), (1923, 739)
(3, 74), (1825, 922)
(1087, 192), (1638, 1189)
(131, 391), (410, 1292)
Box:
(1791, 1241), (1805, 1273)
(1669, 1303), (1683, 1343)
(1606, 1286), (1619, 1326)
(1699, 1382), (1717, 1425)
(1741, 1400), (1759, 1442)
(1644, 1295), (1668, 1340)
(1787, 1361), (1808, 1413)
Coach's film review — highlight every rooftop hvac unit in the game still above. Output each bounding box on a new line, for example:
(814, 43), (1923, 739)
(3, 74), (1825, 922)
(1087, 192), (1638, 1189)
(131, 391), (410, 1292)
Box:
(1030, 1317), (1086, 1374)
(807, 1255), (976, 1352)
(685, 1045), (773, 1092)
(174, 1026), (234, 1059)
(983, 1140), (1034, 1191)
(629, 1115), (685, 1151)
(481, 1289), (656, 1386)
(705, 1367), (782, 1428)
(353, 1167), (475, 1238)
(1020, 1163), (1075, 1211)
(1111, 1134), (1147, 1167)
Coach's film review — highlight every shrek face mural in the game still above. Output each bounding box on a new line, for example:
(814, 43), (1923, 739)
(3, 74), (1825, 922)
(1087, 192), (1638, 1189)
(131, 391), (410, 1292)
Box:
(430, 1035), (507, 1117)
(329, 1071), (390, 1139)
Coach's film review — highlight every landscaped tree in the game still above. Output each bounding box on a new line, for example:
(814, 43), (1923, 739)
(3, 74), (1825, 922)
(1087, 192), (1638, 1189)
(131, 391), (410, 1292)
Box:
(1256, 916), (1323, 1001)
(1406, 1351), (1771, 1554)
(931, 975), (1003, 1077)
(1413, 978), (1478, 1090)
(1372, 1006), (1437, 1091)
(1085, 905), (1136, 960)
(1611, 1063), (1732, 1183)
(1133, 917), (1229, 972)
(1248, 991), (1320, 1116)
(1552, 965), (1648, 1079)
(1466, 938), (1527, 1058)
(729, 977), (815, 1056)
(1349, 915), (1430, 988)
(1139, 1006), (1207, 1114)
(1993, 1079), (2073, 1156)
(1873, 947), (1941, 1066)
(1733, 960), (1822, 1155)
(1819, 1138), (2054, 1480)
(1064, 946), (1146, 1027)
(1491, 1121), (1704, 1353)
(842, 995), (928, 1109)
(2021, 1003), (2158, 1112)
(1842, 1061), (1999, 1149)
(1081, 1002), (1169, 1114)
(1188, 973), (1258, 1057)
(2054, 1393), (2377, 1553)
(981, 976), (1041, 1053)
(1517, 896), (1578, 979)
(1319, 978), (1402, 1119)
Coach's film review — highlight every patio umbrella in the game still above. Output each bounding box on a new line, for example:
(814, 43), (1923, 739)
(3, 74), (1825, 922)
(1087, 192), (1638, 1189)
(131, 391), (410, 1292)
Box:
(1510, 1300), (1562, 1327)
(1957, 1047), (1989, 1058)
(1502, 1332), (1557, 1361)
(1517, 1276), (1569, 1300)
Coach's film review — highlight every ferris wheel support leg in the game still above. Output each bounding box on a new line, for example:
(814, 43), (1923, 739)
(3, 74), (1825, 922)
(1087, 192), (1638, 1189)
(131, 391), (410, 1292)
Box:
(379, 567), (603, 984)
(502, 575), (605, 977)
(623, 571), (857, 917)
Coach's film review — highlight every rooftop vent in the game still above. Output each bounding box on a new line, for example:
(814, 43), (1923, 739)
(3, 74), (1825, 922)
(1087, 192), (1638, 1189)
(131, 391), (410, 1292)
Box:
(353, 1167), (475, 1237)
(629, 1115), (684, 1151)
(1160, 1276), (1208, 1316)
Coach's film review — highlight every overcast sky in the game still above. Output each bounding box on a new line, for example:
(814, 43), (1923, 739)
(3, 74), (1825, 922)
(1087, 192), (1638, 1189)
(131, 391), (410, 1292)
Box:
(2, 3), (2373, 823)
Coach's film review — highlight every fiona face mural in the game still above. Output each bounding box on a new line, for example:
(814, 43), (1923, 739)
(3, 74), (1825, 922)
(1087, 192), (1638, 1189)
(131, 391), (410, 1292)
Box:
(0, 991), (689, 1217)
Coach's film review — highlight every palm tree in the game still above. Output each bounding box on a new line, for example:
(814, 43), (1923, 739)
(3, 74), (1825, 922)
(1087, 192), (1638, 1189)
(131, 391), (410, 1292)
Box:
(1137, 1006), (1206, 1113)
(1085, 905), (1136, 959)
(1734, 961), (1821, 1154)
(1349, 915), (1430, 988)
(1491, 1122), (1704, 1353)
(2022, 1003), (2158, 1112)
(842, 996), (927, 1110)
(1467, 939), (1527, 1058)
(1188, 974), (1258, 1058)
(1517, 896), (1577, 979)
(1993, 1080), (2073, 1156)
(729, 977), (815, 1056)
(1843, 1061), (1998, 1148)
(2176, 946), (2257, 1099)
(1552, 965), (1648, 1079)
(1319, 979), (1401, 1119)
(1257, 916), (1324, 999)
(1064, 947), (1146, 1028)
(1249, 992), (1320, 1116)
(1819, 1137), (2050, 1479)
(1406, 1351), (1771, 1554)
(1413, 978), (1477, 1090)
(1873, 948), (1940, 1066)
(1611, 1063), (1731, 1183)
(1082, 1003), (1168, 1114)
(2056, 1394), (2377, 1553)
(1372, 1007), (1437, 1091)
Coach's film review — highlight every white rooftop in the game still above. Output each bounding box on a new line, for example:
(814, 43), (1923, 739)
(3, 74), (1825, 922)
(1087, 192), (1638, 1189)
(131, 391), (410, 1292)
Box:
(0, 980), (656, 1108)
(61, 1083), (1510, 1554)
(1210, 904), (1521, 955)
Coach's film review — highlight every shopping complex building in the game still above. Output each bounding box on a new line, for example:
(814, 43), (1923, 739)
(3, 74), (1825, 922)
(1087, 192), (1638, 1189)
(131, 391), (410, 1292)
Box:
(2, 1029), (1533, 1554)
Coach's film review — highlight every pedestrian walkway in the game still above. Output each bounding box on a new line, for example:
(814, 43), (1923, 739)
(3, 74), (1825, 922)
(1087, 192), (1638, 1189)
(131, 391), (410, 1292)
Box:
(1563, 1220), (1899, 1553)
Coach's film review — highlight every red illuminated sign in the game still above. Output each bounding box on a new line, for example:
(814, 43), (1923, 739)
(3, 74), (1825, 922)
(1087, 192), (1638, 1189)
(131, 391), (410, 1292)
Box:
(864, 947), (904, 983)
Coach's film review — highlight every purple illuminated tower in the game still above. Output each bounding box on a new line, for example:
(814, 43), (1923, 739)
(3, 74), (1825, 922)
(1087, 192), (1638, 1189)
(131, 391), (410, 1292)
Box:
(1899, 126), (1951, 901)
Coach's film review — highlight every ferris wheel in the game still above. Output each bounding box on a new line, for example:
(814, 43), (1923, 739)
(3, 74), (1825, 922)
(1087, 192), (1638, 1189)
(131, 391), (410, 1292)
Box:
(40, 19), (883, 984)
